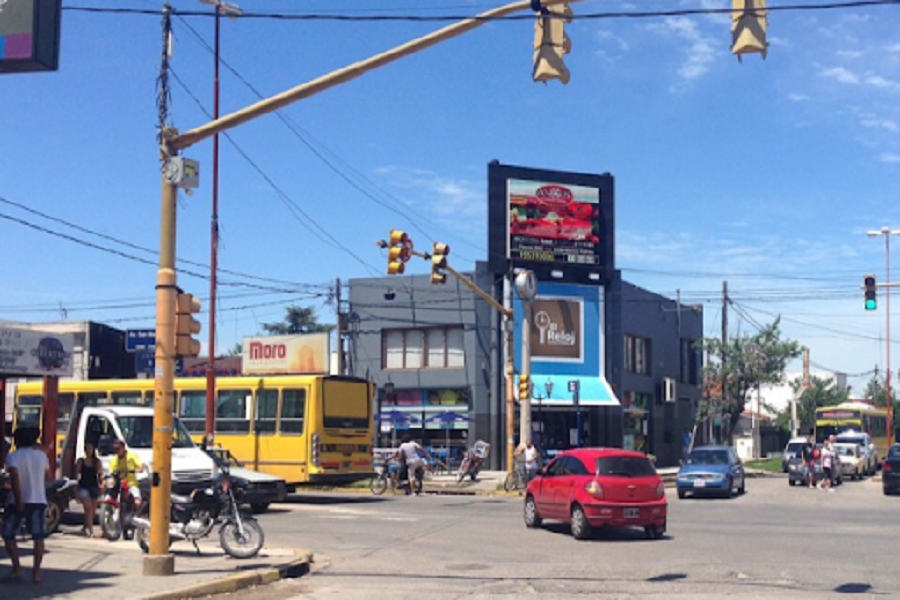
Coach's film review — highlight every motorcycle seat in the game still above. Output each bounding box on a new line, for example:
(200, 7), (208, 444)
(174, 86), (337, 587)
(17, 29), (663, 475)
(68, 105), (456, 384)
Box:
(47, 478), (72, 492)
(171, 493), (192, 504)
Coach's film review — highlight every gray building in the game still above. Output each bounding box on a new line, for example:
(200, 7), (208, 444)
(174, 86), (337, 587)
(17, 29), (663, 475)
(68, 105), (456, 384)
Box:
(348, 266), (703, 469)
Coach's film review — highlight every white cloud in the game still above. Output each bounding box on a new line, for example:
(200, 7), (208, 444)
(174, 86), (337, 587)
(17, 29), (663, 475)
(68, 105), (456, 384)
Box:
(373, 166), (484, 222)
(885, 42), (900, 53)
(647, 17), (717, 82)
(596, 29), (629, 52)
(879, 153), (900, 163)
(788, 93), (809, 102)
(820, 66), (860, 84)
(863, 74), (900, 90)
(836, 50), (864, 58)
(859, 115), (898, 132)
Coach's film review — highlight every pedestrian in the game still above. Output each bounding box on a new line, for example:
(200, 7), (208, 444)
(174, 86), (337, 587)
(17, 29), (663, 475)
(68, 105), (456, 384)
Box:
(75, 441), (103, 537)
(801, 432), (818, 490)
(515, 438), (542, 483)
(2, 426), (51, 584)
(819, 439), (836, 492)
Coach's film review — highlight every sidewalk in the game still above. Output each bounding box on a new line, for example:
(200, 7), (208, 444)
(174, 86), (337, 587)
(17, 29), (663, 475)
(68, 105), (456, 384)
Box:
(0, 529), (311, 600)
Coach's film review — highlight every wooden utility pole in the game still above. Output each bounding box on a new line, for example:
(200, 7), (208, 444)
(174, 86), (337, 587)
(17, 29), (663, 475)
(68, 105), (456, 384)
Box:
(336, 277), (344, 375)
(720, 281), (728, 443)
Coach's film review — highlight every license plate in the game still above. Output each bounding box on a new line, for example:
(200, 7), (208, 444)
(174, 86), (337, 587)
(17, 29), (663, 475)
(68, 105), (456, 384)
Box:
(624, 508), (640, 519)
(693, 479), (706, 488)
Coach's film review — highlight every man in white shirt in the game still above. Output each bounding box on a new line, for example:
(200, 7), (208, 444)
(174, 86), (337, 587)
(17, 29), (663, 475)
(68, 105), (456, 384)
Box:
(516, 438), (542, 483)
(392, 434), (435, 496)
(2, 426), (52, 584)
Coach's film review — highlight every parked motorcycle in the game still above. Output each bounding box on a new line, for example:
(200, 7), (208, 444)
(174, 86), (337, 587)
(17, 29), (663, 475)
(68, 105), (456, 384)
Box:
(1, 471), (75, 535)
(99, 472), (140, 541)
(133, 467), (264, 559)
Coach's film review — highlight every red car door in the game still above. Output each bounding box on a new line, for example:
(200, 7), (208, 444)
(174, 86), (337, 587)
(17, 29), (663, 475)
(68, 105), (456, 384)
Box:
(539, 457), (568, 520)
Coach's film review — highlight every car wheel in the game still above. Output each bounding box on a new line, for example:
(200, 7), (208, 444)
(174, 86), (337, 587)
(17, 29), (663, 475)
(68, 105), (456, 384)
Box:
(249, 502), (270, 514)
(788, 479), (795, 487)
(723, 477), (733, 498)
(677, 489), (686, 499)
(524, 495), (542, 529)
(570, 504), (592, 540)
(644, 525), (664, 540)
(738, 478), (746, 495)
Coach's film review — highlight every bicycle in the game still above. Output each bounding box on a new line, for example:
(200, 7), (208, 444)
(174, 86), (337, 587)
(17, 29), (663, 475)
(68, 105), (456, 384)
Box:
(369, 460), (400, 495)
(504, 462), (538, 493)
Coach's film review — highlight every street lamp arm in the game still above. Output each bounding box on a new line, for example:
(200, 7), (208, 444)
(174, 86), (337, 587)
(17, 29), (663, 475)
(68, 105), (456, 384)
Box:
(169, 0), (579, 151)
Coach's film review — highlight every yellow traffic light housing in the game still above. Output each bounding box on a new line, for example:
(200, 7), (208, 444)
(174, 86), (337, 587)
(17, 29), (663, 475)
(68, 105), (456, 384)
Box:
(431, 242), (450, 285)
(519, 375), (531, 402)
(533, 3), (572, 84)
(175, 292), (202, 357)
(387, 229), (411, 275)
(731, 0), (768, 61)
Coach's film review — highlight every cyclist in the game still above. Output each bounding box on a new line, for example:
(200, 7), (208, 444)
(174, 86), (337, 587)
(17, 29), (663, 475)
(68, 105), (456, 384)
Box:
(393, 435), (436, 496)
(515, 438), (542, 484)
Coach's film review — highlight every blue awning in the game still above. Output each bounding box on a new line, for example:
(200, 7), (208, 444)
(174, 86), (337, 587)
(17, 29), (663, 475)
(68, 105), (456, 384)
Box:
(530, 374), (619, 406)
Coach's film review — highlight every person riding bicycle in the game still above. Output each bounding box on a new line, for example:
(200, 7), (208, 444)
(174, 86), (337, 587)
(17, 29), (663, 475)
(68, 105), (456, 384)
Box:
(515, 438), (541, 483)
(392, 435), (435, 496)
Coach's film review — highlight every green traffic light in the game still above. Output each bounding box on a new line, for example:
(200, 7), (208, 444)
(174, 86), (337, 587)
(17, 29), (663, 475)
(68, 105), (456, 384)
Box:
(866, 299), (877, 311)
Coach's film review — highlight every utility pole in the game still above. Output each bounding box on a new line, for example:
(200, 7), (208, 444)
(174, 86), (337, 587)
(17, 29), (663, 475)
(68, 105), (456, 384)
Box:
(720, 281), (728, 444)
(336, 277), (344, 375)
(868, 227), (899, 446)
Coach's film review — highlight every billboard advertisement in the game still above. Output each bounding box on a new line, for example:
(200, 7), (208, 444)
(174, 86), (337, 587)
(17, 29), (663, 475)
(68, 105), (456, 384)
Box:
(0, 0), (62, 73)
(241, 333), (330, 375)
(488, 162), (614, 283)
(531, 296), (583, 362)
(0, 326), (74, 376)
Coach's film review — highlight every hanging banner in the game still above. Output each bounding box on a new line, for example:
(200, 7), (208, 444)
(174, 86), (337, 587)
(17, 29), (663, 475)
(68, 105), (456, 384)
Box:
(241, 333), (330, 375)
(0, 326), (74, 376)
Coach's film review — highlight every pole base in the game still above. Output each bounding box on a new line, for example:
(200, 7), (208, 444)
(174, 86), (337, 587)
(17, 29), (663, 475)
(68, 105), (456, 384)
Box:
(143, 554), (175, 576)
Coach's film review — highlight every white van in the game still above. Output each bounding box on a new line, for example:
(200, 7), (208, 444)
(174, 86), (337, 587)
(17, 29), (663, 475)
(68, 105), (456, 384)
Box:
(75, 406), (217, 492)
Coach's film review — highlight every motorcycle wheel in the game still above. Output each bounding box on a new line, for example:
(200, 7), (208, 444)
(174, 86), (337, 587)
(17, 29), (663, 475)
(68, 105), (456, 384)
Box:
(220, 519), (264, 559)
(370, 475), (387, 496)
(45, 500), (64, 534)
(100, 504), (122, 541)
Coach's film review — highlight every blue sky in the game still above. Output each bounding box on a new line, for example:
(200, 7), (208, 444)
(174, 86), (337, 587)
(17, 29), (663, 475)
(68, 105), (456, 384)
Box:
(3, 0), (900, 393)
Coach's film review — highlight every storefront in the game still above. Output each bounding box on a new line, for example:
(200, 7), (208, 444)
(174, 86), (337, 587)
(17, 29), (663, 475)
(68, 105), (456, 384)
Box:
(377, 387), (472, 464)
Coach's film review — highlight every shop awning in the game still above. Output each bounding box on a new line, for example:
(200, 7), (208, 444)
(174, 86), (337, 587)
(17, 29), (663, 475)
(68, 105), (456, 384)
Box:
(530, 374), (619, 406)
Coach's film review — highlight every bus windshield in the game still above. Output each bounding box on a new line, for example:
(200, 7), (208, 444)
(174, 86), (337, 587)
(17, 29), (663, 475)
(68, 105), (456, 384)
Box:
(816, 424), (861, 443)
(118, 415), (195, 449)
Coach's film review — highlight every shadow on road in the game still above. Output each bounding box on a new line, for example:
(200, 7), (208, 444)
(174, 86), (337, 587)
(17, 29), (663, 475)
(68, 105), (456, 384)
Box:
(282, 494), (389, 506)
(539, 522), (671, 542)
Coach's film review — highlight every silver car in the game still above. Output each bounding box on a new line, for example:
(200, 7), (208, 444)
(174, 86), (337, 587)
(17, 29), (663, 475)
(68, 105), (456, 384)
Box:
(835, 432), (877, 476)
(834, 442), (866, 480)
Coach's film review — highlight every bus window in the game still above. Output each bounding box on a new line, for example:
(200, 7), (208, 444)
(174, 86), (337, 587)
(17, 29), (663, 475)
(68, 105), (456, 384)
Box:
(58, 393), (75, 423)
(216, 389), (251, 433)
(179, 390), (206, 433)
(280, 389), (306, 434)
(256, 389), (278, 434)
(79, 392), (109, 407)
(15, 395), (42, 429)
(112, 391), (144, 406)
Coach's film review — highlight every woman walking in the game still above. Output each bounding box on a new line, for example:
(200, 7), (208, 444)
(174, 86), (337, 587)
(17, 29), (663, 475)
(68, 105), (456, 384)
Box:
(75, 442), (103, 537)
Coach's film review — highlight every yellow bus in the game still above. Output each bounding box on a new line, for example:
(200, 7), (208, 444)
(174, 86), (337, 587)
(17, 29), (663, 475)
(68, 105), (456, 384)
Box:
(14, 375), (375, 486)
(815, 401), (889, 463)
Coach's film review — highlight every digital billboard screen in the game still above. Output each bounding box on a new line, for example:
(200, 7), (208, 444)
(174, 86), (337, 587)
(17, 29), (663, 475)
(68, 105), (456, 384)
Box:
(508, 179), (600, 266)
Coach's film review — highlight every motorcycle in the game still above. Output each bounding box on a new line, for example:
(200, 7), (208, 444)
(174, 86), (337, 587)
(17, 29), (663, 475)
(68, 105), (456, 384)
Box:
(133, 467), (264, 559)
(456, 440), (490, 483)
(1, 471), (75, 535)
(99, 472), (141, 541)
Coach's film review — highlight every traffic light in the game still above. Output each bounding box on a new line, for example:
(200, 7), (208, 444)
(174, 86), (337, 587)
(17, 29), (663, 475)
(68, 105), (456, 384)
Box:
(865, 274), (877, 311)
(519, 374), (531, 402)
(175, 292), (202, 357)
(731, 0), (768, 61)
(431, 242), (450, 285)
(533, 3), (572, 85)
(387, 229), (410, 275)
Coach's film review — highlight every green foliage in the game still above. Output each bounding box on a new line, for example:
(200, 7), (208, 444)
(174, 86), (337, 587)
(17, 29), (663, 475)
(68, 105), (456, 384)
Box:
(699, 318), (801, 443)
(769, 375), (849, 434)
(262, 305), (334, 336)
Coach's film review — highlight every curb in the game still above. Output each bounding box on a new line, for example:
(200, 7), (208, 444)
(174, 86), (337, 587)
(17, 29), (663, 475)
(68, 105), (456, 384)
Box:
(141, 549), (313, 600)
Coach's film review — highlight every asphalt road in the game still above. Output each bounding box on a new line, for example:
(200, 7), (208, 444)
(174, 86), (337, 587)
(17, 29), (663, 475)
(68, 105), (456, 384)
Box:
(225, 476), (899, 599)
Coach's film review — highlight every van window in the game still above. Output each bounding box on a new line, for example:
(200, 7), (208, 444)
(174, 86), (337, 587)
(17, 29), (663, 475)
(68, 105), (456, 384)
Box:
(280, 389), (306, 434)
(86, 415), (115, 454)
(118, 415), (194, 449)
(216, 389), (251, 433)
(256, 389), (278, 434)
(179, 391), (207, 433)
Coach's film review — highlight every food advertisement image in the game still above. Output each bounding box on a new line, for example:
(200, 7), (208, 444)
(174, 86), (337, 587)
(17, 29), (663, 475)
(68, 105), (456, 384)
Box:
(507, 179), (601, 265)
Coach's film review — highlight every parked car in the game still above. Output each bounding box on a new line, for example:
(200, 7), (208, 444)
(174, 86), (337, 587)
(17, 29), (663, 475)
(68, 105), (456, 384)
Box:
(523, 448), (667, 540)
(882, 443), (900, 495)
(834, 442), (866, 480)
(781, 437), (807, 473)
(835, 432), (877, 475)
(676, 446), (745, 499)
(204, 446), (288, 513)
(786, 443), (843, 487)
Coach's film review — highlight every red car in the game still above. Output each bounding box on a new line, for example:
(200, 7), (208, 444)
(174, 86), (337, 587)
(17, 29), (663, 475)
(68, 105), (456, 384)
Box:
(523, 448), (667, 540)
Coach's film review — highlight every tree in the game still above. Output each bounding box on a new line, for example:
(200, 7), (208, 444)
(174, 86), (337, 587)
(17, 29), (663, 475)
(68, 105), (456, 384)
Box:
(862, 374), (897, 408)
(770, 375), (849, 434)
(221, 343), (242, 358)
(699, 318), (802, 443)
(262, 305), (334, 335)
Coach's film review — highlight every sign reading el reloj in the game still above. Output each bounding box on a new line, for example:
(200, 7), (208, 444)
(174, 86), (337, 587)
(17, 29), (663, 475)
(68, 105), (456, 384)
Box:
(0, 0), (62, 73)
(241, 333), (330, 376)
(530, 296), (583, 362)
(0, 326), (74, 376)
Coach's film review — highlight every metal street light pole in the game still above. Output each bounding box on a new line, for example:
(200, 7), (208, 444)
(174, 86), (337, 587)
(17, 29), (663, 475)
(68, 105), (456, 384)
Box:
(868, 226), (900, 446)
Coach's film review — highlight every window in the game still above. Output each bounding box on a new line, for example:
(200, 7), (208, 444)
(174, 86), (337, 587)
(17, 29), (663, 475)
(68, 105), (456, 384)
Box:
(280, 389), (306, 434)
(216, 389), (251, 433)
(112, 391), (145, 406)
(256, 389), (278, 434)
(625, 335), (651, 375)
(383, 327), (465, 370)
(680, 339), (699, 385)
(596, 456), (657, 477)
(179, 391), (207, 433)
(16, 395), (42, 428)
(564, 456), (590, 476)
